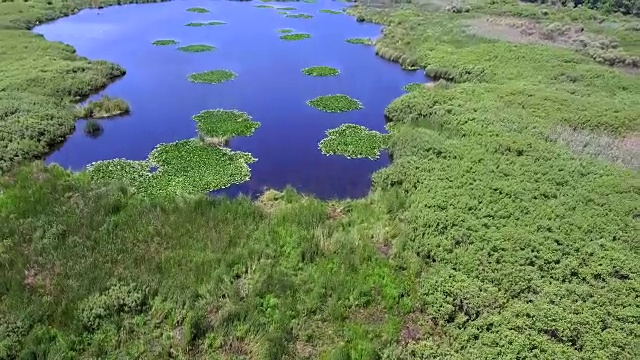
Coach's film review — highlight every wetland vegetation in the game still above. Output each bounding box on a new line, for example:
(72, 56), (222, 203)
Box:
(74, 95), (130, 119)
(192, 109), (260, 144)
(177, 44), (215, 52)
(285, 13), (314, 19)
(319, 123), (388, 159)
(152, 39), (178, 45)
(185, 21), (226, 26)
(187, 69), (237, 84)
(1, 0), (639, 358)
(307, 94), (364, 112)
(186, 7), (209, 13)
(302, 65), (340, 76)
(279, 32), (311, 40)
(346, 37), (374, 45)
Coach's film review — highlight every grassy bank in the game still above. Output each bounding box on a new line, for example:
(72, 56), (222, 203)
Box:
(1, 1), (639, 359)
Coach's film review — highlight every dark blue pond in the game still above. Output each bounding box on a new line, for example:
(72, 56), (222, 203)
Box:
(35, 0), (426, 199)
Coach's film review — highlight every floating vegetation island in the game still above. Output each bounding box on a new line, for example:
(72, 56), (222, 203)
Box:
(87, 159), (152, 191)
(319, 124), (388, 159)
(186, 21), (226, 27)
(193, 109), (260, 145)
(302, 66), (340, 77)
(83, 120), (103, 138)
(346, 37), (373, 45)
(152, 39), (178, 46)
(186, 7), (210, 13)
(278, 7), (296, 10)
(307, 94), (363, 113)
(403, 82), (424, 92)
(286, 13), (313, 19)
(188, 69), (237, 84)
(278, 28), (294, 33)
(75, 95), (129, 119)
(177, 44), (215, 52)
(255, 4), (274, 8)
(320, 9), (342, 14)
(280, 33), (311, 41)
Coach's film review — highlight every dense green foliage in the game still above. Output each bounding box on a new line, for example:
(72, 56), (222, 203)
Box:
(177, 44), (215, 52)
(403, 82), (424, 92)
(319, 124), (388, 159)
(186, 7), (209, 13)
(302, 66), (340, 76)
(346, 37), (373, 45)
(307, 94), (364, 112)
(285, 13), (313, 18)
(192, 109), (260, 140)
(188, 69), (237, 84)
(152, 39), (178, 45)
(320, 9), (343, 14)
(279, 33), (311, 40)
(185, 21), (226, 26)
(1, 1), (639, 358)
(75, 95), (129, 119)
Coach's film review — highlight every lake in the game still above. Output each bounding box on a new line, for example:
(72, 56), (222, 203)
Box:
(34, 0), (426, 199)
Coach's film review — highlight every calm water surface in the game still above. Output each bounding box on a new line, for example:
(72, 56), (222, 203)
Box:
(35, 0), (426, 199)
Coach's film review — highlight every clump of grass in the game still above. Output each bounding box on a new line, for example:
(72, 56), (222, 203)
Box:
(320, 9), (342, 15)
(302, 66), (340, 77)
(75, 95), (130, 119)
(177, 44), (215, 52)
(186, 7), (209, 13)
(192, 109), (260, 144)
(86, 159), (151, 190)
(83, 120), (103, 137)
(278, 28), (295, 33)
(255, 4), (274, 8)
(319, 124), (387, 159)
(185, 21), (226, 27)
(280, 33), (311, 41)
(307, 94), (363, 113)
(346, 37), (373, 45)
(286, 13), (313, 19)
(403, 82), (424, 92)
(148, 139), (256, 194)
(152, 39), (178, 46)
(188, 69), (237, 84)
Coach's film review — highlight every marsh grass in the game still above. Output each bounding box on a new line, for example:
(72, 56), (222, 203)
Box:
(186, 7), (209, 13)
(75, 95), (129, 119)
(307, 94), (363, 113)
(192, 109), (260, 142)
(346, 37), (373, 45)
(280, 33), (311, 41)
(278, 28), (295, 33)
(255, 4), (274, 8)
(320, 9), (342, 14)
(188, 69), (237, 84)
(151, 39), (178, 46)
(83, 120), (103, 137)
(302, 66), (340, 76)
(319, 124), (387, 159)
(177, 44), (215, 52)
(277, 7), (297, 10)
(185, 21), (226, 27)
(403, 82), (424, 92)
(286, 13), (313, 19)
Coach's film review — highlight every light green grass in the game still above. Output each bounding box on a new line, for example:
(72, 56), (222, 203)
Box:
(302, 65), (340, 77)
(151, 39), (178, 45)
(177, 44), (215, 52)
(188, 69), (237, 84)
(307, 94), (363, 113)
(319, 124), (387, 159)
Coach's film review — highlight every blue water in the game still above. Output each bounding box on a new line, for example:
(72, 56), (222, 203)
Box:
(34, 0), (426, 199)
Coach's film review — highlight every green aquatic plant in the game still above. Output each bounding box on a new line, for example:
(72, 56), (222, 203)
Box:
(278, 28), (295, 33)
(278, 11), (289, 14)
(346, 37), (373, 45)
(186, 7), (209, 13)
(152, 39), (178, 46)
(188, 69), (237, 84)
(280, 33), (311, 41)
(192, 109), (260, 143)
(302, 66), (340, 77)
(278, 7), (296, 10)
(307, 94), (363, 113)
(186, 21), (226, 27)
(286, 13), (313, 19)
(86, 159), (152, 190)
(319, 124), (387, 159)
(83, 120), (103, 137)
(320, 9), (342, 14)
(148, 139), (256, 195)
(255, 4), (274, 8)
(75, 95), (129, 119)
(403, 82), (424, 92)
(177, 44), (215, 52)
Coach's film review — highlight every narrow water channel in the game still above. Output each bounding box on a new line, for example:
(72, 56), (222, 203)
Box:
(35, 0), (426, 199)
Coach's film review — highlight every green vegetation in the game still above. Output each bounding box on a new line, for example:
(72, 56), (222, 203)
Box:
(185, 21), (226, 27)
(307, 94), (364, 113)
(319, 124), (388, 159)
(254, 4), (274, 8)
(75, 95), (130, 119)
(83, 120), (103, 137)
(1, 1), (640, 358)
(278, 28), (295, 33)
(302, 65), (340, 76)
(403, 82), (424, 92)
(285, 13), (313, 19)
(151, 39), (178, 46)
(278, 7), (297, 10)
(320, 9), (343, 15)
(188, 69), (237, 84)
(346, 37), (374, 45)
(177, 44), (215, 52)
(279, 33), (311, 41)
(192, 109), (260, 143)
(186, 7), (209, 13)
(278, 11), (288, 14)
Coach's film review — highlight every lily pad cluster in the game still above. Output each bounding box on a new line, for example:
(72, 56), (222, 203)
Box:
(152, 39), (178, 46)
(186, 21), (226, 27)
(318, 124), (388, 159)
(280, 33), (311, 41)
(307, 94), (363, 113)
(286, 14), (313, 19)
(177, 44), (215, 52)
(186, 7), (210, 13)
(188, 70), (237, 84)
(193, 109), (260, 140)
(302, 66), (340, 77)
(346, 38), (373, 45)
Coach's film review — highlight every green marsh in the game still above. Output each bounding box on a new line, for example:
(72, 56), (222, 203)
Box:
(186, 7), (209, 13)
(346, 37), (373, 45)
(307, 94), (363, 113)
(279, 33), (311, 41)
(151, 39), (178, 46)
(319, 124), (387, 159)
(192, 109), (260, 141)
(188, 70), (237, 84)
(177, 44), (215, 52)
(302, 65), (340, 77)
(285, 13), (313, 19)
